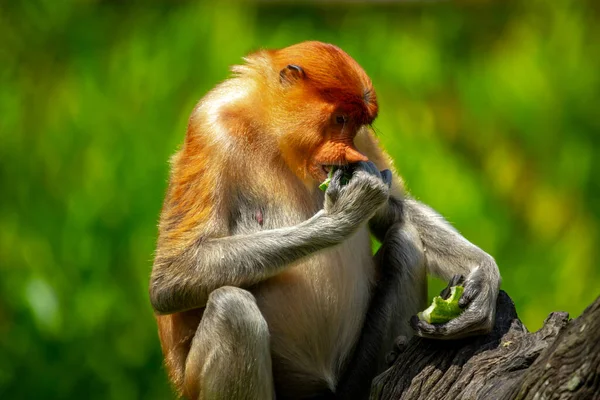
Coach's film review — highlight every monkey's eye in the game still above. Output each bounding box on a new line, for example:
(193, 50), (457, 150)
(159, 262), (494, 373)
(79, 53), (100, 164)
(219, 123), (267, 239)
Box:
(334, 114), (348, 125)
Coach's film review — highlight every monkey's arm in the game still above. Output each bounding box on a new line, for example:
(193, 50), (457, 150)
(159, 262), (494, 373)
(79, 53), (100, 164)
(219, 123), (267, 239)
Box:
(369, 189), (500, 338)
(151, 213), (346, 314)
(150, 163), (389, 315)
(404, 198), (501, 339)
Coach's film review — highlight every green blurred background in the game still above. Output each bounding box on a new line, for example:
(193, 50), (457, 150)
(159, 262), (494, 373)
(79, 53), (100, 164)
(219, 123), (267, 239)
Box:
(1, 0), (599, 398)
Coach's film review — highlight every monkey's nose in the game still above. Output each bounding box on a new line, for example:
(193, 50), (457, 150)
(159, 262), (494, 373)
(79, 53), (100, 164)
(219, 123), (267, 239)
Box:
(313, 140), (369, 165)
(344, 146), (368, 163)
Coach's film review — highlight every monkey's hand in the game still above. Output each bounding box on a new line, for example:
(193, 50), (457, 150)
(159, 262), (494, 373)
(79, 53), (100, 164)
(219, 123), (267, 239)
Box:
(411, 269), (499, 340)
(324, 161), (390, 232)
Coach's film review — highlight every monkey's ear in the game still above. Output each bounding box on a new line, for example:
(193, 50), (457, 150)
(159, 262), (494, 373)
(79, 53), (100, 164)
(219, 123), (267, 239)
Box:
(279, 64), (305, 86)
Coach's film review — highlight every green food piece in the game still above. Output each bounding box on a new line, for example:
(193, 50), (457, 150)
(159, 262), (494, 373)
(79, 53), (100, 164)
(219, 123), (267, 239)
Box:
(319, 168), (335, 191)
(417, 285), (465, 324)
(319, 178), (331, 192)
(319, 166), (352, 191)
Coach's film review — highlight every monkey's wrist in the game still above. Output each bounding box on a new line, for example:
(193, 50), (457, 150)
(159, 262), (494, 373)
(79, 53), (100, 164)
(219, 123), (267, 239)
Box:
(325, 210), (367, 237)
(314, 210), (358, 242)
(369, 197), (403, 234)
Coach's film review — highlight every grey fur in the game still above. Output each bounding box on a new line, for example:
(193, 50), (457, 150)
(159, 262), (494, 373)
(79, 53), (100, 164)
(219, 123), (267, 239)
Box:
(150, 160), (501, 398)
(150, 43), (501, 398)
(184, 286), (274, 399)
(149, 161), (389, 315)
(336, 220), (428, 399)
(404, 198), (501, 339)
(334, 186), (502, 398)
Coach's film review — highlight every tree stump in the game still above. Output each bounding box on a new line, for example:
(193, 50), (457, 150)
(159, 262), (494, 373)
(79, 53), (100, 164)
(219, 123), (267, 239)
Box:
(370, 291), (600, 400)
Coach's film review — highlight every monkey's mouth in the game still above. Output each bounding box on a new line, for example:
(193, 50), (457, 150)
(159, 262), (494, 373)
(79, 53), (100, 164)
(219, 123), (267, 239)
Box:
(321, 165), (333, 175)
(315, 164), (336, 183)
(312, 163), (352, 183)
(320, 164), (353, 179)
(321, 164), (345, 178)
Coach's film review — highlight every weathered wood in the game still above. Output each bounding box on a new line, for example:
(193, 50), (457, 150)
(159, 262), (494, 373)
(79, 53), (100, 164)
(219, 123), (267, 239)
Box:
(370, 291), (600, 400)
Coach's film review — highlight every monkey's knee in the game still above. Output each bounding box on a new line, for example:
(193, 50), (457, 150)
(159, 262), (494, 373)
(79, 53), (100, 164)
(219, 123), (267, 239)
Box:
(185, 286), (273, 399)
(198, 286), (269, 357)
(204, 286), (270, 342)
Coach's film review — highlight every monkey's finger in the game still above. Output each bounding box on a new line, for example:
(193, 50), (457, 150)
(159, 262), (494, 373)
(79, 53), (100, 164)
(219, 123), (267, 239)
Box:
(410, 315), (437, 336)
(440, 274), (465, 300)
(385, 336), (409, 365)
(381, 169), (392, 188)
(411, 314), (460, 338)
(436, 313), (488, 339)
(364, 161), (381, 176)
(385, 351), (398, 366)
(393, 335), (408, 352)
(326, 168), (345, 202)
(385, 338), (412, 365)
(331, 167), (346, 186)
(353, 161), (381, 179)
(409, 315), (420, 331)
(451, 274), (466, 286)
(458, 283), (480, 308)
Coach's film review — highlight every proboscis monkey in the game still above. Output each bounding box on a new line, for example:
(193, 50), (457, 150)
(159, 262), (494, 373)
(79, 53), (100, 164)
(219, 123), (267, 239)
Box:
(149, 41), (501, 400)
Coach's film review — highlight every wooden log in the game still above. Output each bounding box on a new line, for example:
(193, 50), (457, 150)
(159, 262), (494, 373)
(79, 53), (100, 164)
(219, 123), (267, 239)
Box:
(370, 291), (600, 400)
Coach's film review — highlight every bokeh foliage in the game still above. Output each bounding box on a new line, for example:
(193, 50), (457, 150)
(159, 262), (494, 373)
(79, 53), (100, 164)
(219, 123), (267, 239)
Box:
(1, 0), (599, 398)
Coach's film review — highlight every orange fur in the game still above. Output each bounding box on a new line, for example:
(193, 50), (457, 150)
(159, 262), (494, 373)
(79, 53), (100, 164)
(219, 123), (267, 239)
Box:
(153, 41), (389, 397)
(312, 138), (369, 165)
(156, 310), (203, 391)
(270, 42), (378, 125)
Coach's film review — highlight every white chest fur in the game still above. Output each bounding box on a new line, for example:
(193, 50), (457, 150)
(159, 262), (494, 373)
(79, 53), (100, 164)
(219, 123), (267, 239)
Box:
(253, 226), (375, 388)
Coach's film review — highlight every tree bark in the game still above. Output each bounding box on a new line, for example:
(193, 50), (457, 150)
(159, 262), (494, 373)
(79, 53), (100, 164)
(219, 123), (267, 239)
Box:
(370, 291), (600, 400)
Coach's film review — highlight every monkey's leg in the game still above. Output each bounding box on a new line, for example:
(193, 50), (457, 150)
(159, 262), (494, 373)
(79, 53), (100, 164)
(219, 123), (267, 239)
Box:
(183, 286), (274, 400)
(335, 222), (427, 399)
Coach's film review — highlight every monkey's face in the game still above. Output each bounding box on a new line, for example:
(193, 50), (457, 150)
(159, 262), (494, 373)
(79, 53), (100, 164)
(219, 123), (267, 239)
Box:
(276, 98), (369, 184)
(307, 110), (369, 182)
(277, 90), (377, 185)
(272, 41), (378, 185)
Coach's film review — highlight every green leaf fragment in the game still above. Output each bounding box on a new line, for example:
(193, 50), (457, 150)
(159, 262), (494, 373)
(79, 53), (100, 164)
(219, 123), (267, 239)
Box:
(417, 285), (465, 324)
(319, 167), (336, 191)
(318, 166), (352, 191)
(319, 178), (332, 191)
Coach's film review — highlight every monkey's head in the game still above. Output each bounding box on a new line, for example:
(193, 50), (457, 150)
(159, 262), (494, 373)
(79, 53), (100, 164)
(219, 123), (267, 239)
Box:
(264, 41), (379, 184)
